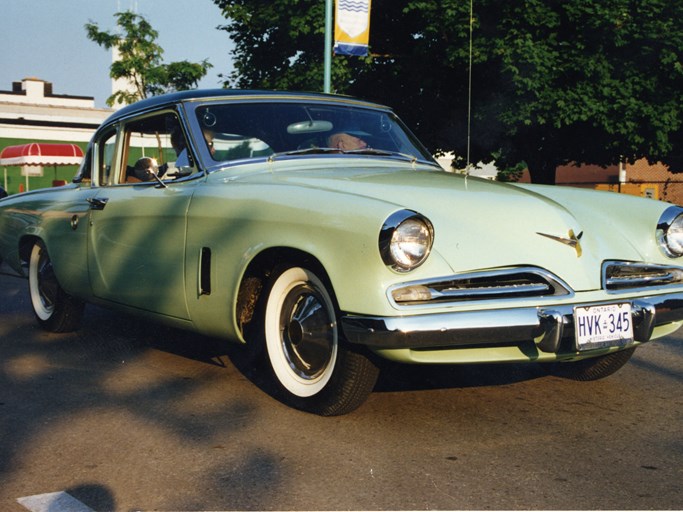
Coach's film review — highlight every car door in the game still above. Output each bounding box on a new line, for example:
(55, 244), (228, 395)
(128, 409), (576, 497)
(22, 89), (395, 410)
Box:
(86, 111), (195, 319)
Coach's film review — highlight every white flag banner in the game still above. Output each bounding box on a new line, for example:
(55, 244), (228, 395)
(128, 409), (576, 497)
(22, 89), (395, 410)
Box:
(334, 0), (372, 56)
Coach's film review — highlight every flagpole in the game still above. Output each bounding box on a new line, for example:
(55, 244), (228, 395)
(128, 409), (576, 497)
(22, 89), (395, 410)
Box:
(324, 0), (333, 93)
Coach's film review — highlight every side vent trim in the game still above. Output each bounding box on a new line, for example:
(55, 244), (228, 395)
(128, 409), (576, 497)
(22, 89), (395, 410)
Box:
(200, 247), (212, 296)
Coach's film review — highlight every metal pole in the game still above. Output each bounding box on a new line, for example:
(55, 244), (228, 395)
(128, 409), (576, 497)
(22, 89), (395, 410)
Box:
(324, 0), (333, 93)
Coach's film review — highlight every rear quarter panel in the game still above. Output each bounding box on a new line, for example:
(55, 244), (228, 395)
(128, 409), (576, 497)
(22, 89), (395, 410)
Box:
(0, 186), (93, 297)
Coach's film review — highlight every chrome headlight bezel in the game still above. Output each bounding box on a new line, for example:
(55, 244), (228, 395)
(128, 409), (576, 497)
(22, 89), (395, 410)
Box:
(657, 206), (683, 258)
(379, 210), (434, 272)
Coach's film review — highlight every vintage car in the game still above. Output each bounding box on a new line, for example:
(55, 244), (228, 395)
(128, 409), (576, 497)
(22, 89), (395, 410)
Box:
(1, 89), (683, 415)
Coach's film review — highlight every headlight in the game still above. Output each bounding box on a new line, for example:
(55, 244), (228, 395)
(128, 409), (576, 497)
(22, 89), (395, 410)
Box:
(379, 210), (434, 272)
(657, 206), (683, 258)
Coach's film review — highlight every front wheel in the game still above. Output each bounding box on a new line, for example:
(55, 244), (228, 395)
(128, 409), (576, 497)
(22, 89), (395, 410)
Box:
(28, 241), (84, 332)
(547, 347), (636, 381)
(261, 266), (378, 415)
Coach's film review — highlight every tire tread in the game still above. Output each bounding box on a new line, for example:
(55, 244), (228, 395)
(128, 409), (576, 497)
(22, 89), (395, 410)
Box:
(549, 347), (636, 381)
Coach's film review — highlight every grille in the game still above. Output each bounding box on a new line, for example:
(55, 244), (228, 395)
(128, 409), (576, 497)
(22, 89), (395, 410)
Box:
(603, 261), (683, 291)
(390, 267), (571, 307)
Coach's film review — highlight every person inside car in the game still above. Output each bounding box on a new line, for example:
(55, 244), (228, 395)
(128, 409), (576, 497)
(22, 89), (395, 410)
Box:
(327, 132), (369, 151)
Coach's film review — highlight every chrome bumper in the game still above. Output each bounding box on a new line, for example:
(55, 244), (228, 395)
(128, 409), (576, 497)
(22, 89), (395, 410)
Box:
(341, 292), (683, 352)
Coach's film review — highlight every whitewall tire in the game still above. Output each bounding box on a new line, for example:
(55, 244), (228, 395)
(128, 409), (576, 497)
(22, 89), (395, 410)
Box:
(28, 241), (84, 332)
(261, 266), (378, 415)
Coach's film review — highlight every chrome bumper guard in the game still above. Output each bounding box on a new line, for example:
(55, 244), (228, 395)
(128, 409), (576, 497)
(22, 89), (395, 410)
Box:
(341, 292), (683, 352)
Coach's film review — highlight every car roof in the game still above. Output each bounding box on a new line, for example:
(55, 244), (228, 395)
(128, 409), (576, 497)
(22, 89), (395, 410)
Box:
(106, 89), (388, 124)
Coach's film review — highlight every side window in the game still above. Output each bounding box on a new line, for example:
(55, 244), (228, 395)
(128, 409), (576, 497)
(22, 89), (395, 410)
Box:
(73, 148), (92, 184)
(121, 112), (191, 183)
(99, 129), (118, 186)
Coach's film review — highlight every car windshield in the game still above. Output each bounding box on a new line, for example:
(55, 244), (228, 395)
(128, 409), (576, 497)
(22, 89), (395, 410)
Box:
(191, 102), (435, 165)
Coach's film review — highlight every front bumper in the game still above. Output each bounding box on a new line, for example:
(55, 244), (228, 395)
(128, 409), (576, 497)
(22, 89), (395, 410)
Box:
(341, 292), (683, 353)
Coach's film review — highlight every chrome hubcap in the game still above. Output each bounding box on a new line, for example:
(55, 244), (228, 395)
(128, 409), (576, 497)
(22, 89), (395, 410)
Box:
(279, 284), (334, 380)
(35, 248), (58, 311)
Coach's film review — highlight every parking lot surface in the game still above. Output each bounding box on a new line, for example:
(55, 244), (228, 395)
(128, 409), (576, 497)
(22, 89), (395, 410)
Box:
(1, 263), (682, 511)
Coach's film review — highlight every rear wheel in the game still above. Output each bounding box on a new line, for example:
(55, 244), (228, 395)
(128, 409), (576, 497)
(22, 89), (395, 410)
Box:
(261, 266), (378, 415)
(28, 240), (84, 332)
(548, 347), (636, 381)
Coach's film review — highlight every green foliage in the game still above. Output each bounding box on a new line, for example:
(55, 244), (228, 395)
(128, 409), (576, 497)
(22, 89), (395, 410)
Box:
(214, 0), (362, 91)
(485, 0), (683, 182)
(496, 162), (526, 183)
(86, 11), (212, 106)
(215, 0), (682, 183)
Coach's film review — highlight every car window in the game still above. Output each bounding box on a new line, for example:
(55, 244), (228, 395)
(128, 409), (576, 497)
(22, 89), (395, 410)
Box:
(193, 102), (434, 164)
(99, 129), (117, 186)
(119, 111), (194, 184)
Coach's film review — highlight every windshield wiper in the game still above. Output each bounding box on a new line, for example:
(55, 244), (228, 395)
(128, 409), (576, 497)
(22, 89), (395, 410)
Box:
(344, 148), (419, 163)
(268, 147), (419, 163)
(268, 147), (343, 161)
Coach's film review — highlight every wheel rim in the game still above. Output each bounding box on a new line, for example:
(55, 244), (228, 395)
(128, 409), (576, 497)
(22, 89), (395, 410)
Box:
(280, 283), (335, 379)
(265, 268), (338, 397)
(29, 243), (57, 320)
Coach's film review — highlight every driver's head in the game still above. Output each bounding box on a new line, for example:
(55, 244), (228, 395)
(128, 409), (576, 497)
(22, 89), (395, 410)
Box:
(327, 132), (368, 151)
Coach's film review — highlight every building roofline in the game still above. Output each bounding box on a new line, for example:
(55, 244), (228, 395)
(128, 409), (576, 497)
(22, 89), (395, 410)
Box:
(3, 79), (95, 102)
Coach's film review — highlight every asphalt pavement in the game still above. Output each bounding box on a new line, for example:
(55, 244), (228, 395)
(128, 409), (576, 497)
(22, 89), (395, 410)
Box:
(1, 261), (682, 511)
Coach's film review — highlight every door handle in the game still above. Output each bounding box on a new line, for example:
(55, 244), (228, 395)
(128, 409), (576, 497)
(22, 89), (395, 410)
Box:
(87, 197), (109, 210)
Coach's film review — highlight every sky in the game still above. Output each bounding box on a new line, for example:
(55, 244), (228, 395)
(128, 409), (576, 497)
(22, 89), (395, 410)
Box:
(1, 0), (234, 108)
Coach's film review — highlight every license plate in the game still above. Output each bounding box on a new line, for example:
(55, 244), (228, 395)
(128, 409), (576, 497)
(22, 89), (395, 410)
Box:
(574, 303), (634, 351)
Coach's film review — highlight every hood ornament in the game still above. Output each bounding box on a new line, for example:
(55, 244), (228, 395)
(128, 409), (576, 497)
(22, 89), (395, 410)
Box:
(537, 229), (583, 257)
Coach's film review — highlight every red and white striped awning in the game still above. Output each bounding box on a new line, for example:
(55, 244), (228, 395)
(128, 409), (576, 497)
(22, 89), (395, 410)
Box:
(0, 143), (84, 166)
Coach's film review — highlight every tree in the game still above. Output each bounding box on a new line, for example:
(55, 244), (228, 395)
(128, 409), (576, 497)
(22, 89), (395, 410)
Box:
(471, 0), (683, 183)
(214, 0), (357, 90)
(86, 11), (213, 106)
(214, 0), (683, 183)
(214, 0), (462, 146)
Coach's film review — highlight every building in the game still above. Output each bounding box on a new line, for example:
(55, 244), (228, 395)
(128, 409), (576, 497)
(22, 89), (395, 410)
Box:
(517, 160), (683, 206)
(441, 150), (683, 206)
(0, 77), (113, 193)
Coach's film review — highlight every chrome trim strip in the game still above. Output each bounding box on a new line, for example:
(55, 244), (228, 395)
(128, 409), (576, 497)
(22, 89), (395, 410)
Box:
(608, 274), (675, 287)
(431, 282), (551, 299)
(342, 291), (683, 351)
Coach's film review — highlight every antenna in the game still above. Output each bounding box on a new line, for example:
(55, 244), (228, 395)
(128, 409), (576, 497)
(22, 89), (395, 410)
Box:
(466, 0), (474, 173)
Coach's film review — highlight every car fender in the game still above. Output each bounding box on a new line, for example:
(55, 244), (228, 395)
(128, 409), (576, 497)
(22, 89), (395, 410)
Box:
(182, 179), (453, 341)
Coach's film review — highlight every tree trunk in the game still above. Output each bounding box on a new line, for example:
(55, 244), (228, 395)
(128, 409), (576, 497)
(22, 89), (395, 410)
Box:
(526, 155), (558, 185)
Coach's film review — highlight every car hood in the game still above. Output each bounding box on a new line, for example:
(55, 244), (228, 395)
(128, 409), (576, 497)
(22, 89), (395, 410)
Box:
(231, 160), (666, 291)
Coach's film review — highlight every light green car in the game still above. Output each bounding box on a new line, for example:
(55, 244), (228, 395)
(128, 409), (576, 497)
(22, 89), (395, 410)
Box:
(1, 90), (683, 415)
